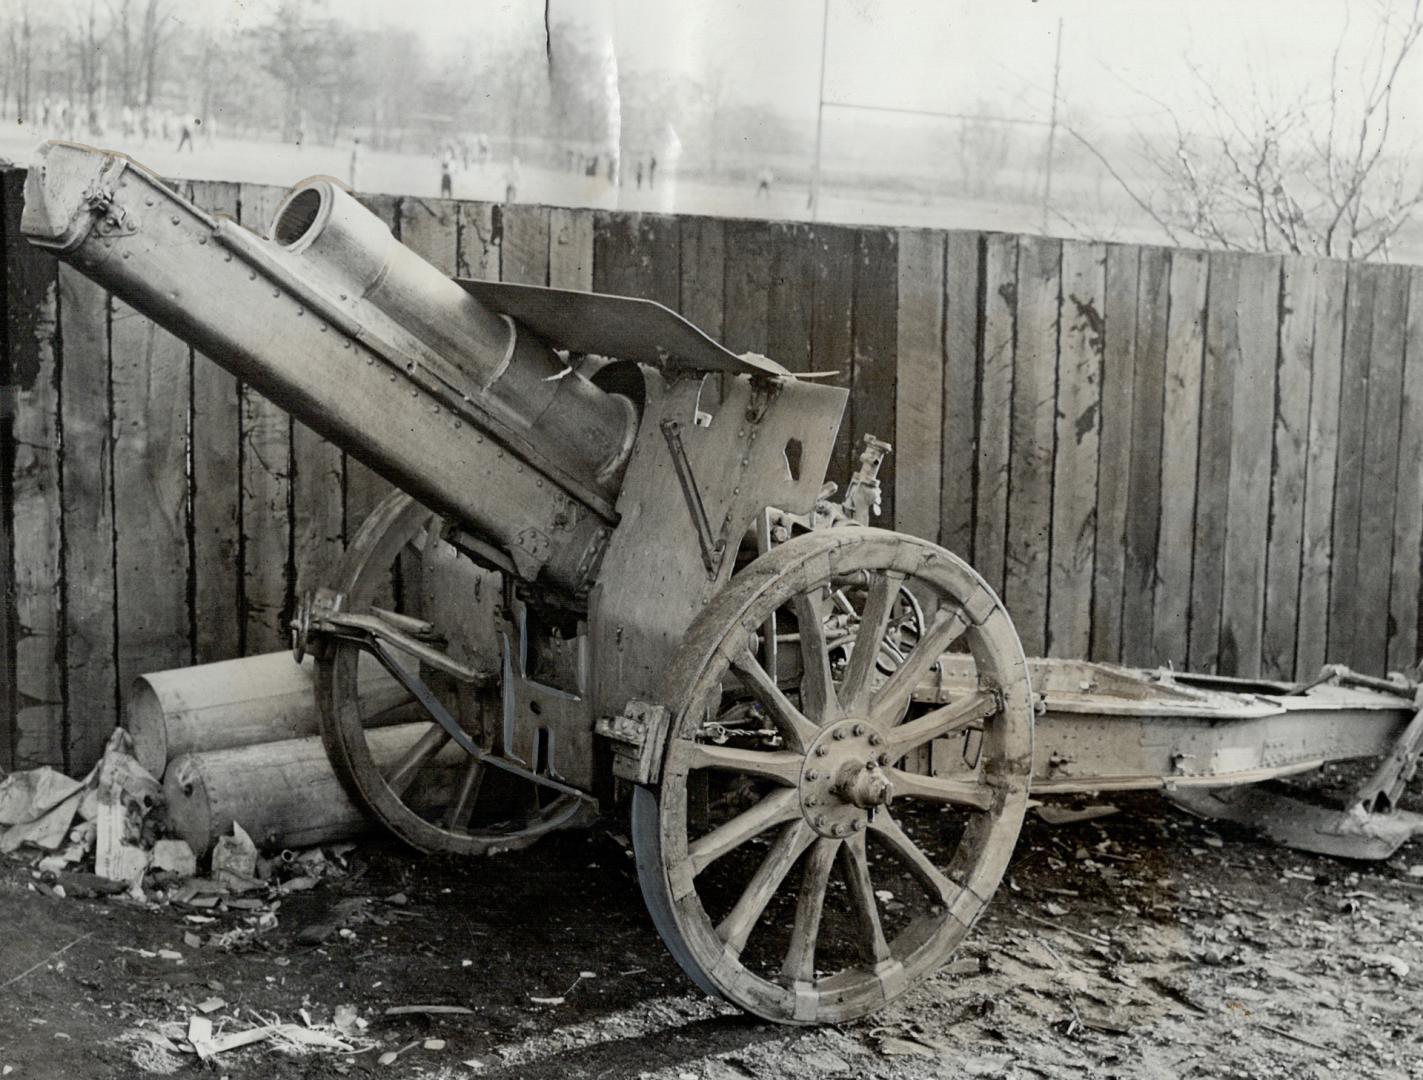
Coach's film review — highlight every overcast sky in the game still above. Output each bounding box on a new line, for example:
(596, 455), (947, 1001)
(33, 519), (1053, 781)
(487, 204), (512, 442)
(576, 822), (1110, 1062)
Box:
(188, 0), (1423, 137)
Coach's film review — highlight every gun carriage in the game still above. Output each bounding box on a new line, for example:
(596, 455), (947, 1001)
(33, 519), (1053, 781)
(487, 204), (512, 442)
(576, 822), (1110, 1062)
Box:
(22, 141), (1423, 1024)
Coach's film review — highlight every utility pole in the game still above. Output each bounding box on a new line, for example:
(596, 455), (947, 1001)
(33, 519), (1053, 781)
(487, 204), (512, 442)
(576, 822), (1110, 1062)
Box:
(1039, 15), (1064, 235)
(808, 0), (829, 221)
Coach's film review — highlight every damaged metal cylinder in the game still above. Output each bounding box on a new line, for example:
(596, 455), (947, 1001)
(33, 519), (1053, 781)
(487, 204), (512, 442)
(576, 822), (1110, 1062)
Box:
(21, 141), (638, 590)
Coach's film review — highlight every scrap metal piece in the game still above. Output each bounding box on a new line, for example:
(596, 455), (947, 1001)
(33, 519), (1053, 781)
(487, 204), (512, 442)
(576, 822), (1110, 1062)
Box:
(1169, 782), (1423, 861)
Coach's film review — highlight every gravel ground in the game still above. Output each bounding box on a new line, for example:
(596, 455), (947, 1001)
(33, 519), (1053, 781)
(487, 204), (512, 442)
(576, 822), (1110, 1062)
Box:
(2, 784), (1422, 1079)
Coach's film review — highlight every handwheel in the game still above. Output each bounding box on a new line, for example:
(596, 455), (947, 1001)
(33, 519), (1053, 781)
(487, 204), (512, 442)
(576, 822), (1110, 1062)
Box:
(316, 490), (588, 855)
(633, 528), (1032, 1023)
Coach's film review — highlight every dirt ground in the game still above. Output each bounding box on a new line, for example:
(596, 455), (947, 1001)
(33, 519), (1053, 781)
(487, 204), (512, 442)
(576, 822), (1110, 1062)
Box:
(3, 780), (1422, 1080)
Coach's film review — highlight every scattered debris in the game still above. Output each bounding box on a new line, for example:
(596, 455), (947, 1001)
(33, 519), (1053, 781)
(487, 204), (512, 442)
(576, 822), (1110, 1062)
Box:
(1037, 803), (1120, 825)
(211, 822), (258, 880)
(150, 839), (196, 877)
(384, 1005), (476, 1018)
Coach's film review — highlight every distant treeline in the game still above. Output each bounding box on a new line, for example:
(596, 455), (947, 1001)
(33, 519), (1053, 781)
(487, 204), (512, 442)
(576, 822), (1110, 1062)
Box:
(0, 0), (808, 168)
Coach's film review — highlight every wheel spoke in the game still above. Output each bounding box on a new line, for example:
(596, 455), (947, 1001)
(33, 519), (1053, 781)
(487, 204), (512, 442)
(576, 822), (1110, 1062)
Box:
(888, 767), (994, 811)
(383, 723), (451, 798)
(688, 788), (801, 875)
(446, 757), (484, 830)
(717, 821), (816, 954)
(868, 607), (970, 728)
(839, 833), (891, 964)
(686, 743), (804, 786)
(733, 649), (821, 751)
(792, 592), (838, 725)
(781, 837), (840, 983)
(885, 690), (997, 757)
(870, 812), (959, 905)
(840, 573), (899, 713)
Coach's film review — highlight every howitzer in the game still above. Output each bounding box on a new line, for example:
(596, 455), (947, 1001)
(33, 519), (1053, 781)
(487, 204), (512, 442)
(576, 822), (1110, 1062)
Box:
(23, 142), (1423, 1026)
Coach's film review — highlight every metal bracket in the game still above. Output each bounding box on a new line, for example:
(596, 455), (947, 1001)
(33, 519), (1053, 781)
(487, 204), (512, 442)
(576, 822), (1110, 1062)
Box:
(660, 419), (724, 579)
(595, 700), (673, 785)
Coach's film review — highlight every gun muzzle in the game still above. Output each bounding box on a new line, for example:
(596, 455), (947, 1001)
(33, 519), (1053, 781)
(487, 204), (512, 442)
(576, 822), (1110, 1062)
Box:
(22, 141), (639, 590)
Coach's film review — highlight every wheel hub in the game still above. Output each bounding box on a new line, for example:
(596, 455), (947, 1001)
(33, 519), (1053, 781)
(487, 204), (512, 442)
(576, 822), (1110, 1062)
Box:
(799, 719), (895, 838)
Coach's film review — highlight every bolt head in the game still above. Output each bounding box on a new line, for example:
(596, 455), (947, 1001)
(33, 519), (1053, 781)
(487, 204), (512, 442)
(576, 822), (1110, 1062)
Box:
(878, 753), (890, 766)
(815, 745), (828, 757)
(852, 723), (865, 737)
(813, 815), (826, 829)
(805, 769), (818, 782)
(832, 729), (846, 741)
(804, 796), (817, 807)
(868, 732), (883, 746)
(832, 823), (847, 837)
(851, 819), (864, 832)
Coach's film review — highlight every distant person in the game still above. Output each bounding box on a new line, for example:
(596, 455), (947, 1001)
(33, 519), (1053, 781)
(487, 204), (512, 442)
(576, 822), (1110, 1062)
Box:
(476, 133), (490, 165)
(607, 156), (616, 184)
(348, 137), (362, 190)
(176, 117), (195, 152)
(586, 154), (599, 177)
(40, 97), (51, 129)
(648, 155), (657, 189)
(635, 160), (644, 189)
(504, 156), (521, 203)
(756, 167), (774, 198)
(439, 145), (454, 197)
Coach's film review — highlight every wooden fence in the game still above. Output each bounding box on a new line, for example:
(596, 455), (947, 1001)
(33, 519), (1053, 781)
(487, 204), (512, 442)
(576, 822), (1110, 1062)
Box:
(2, 167), (1420, 772)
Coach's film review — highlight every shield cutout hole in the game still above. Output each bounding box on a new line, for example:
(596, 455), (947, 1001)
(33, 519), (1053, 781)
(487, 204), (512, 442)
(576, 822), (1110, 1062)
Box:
(783, 438), (803, 481)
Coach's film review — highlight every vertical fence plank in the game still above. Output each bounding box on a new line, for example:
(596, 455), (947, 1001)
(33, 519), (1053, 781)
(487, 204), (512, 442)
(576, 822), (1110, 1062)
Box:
(456, 201), (501, 283)
(456, 205), (501, 285)
(111, 292), (190, 731)
(941, 232), (981, 560)
(1152, 251), (1209, 668)
(1262, 257), (1320, 679)
(1093, 245), (1139, 662)
(895, 229), (945, 544)
(5, 169), (64, 768)
(1296, 260), (1347, 676)
(57, 266), (115, 770)
(188, 181), (242, 664)
(1328, 262), (1376, 669)
(399, 197), (459, 276)
(1188, 252), (1240, 672)
(1391, 268), (1423, 673)
(1049, 241), (1105, 658)
(852, 230), (899, 527)
(811, 226), (856, 487)
(722, 219), (773, 357)
(1121, 248), (1169, 667)
(975, 234), (1017, 597)
(1218, 255), (1281, 677)
(0, 176), (12, 768)
(768, 223), (815, 374)
(1352, 266), (1409, 672)
(1005, 235), (1060, 655)
(679, 217), (725, 340)
(550, 208), (595, 291)
(592, 213), (679, 307)
(237, 183), (293, 654)
(502, 204), (552, 286)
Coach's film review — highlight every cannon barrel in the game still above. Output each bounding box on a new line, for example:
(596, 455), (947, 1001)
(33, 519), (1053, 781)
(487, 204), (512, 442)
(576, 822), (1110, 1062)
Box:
(21, 141), (638, 590)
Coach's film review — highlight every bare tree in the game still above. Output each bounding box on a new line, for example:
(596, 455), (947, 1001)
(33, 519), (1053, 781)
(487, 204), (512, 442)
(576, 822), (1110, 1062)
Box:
(1071, 0), (1423, 259)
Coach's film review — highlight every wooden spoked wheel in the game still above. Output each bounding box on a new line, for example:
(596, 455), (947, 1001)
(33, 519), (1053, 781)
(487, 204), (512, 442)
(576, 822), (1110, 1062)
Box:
(633, 528), (1032, 1023)
(316, 491), (587, 855)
